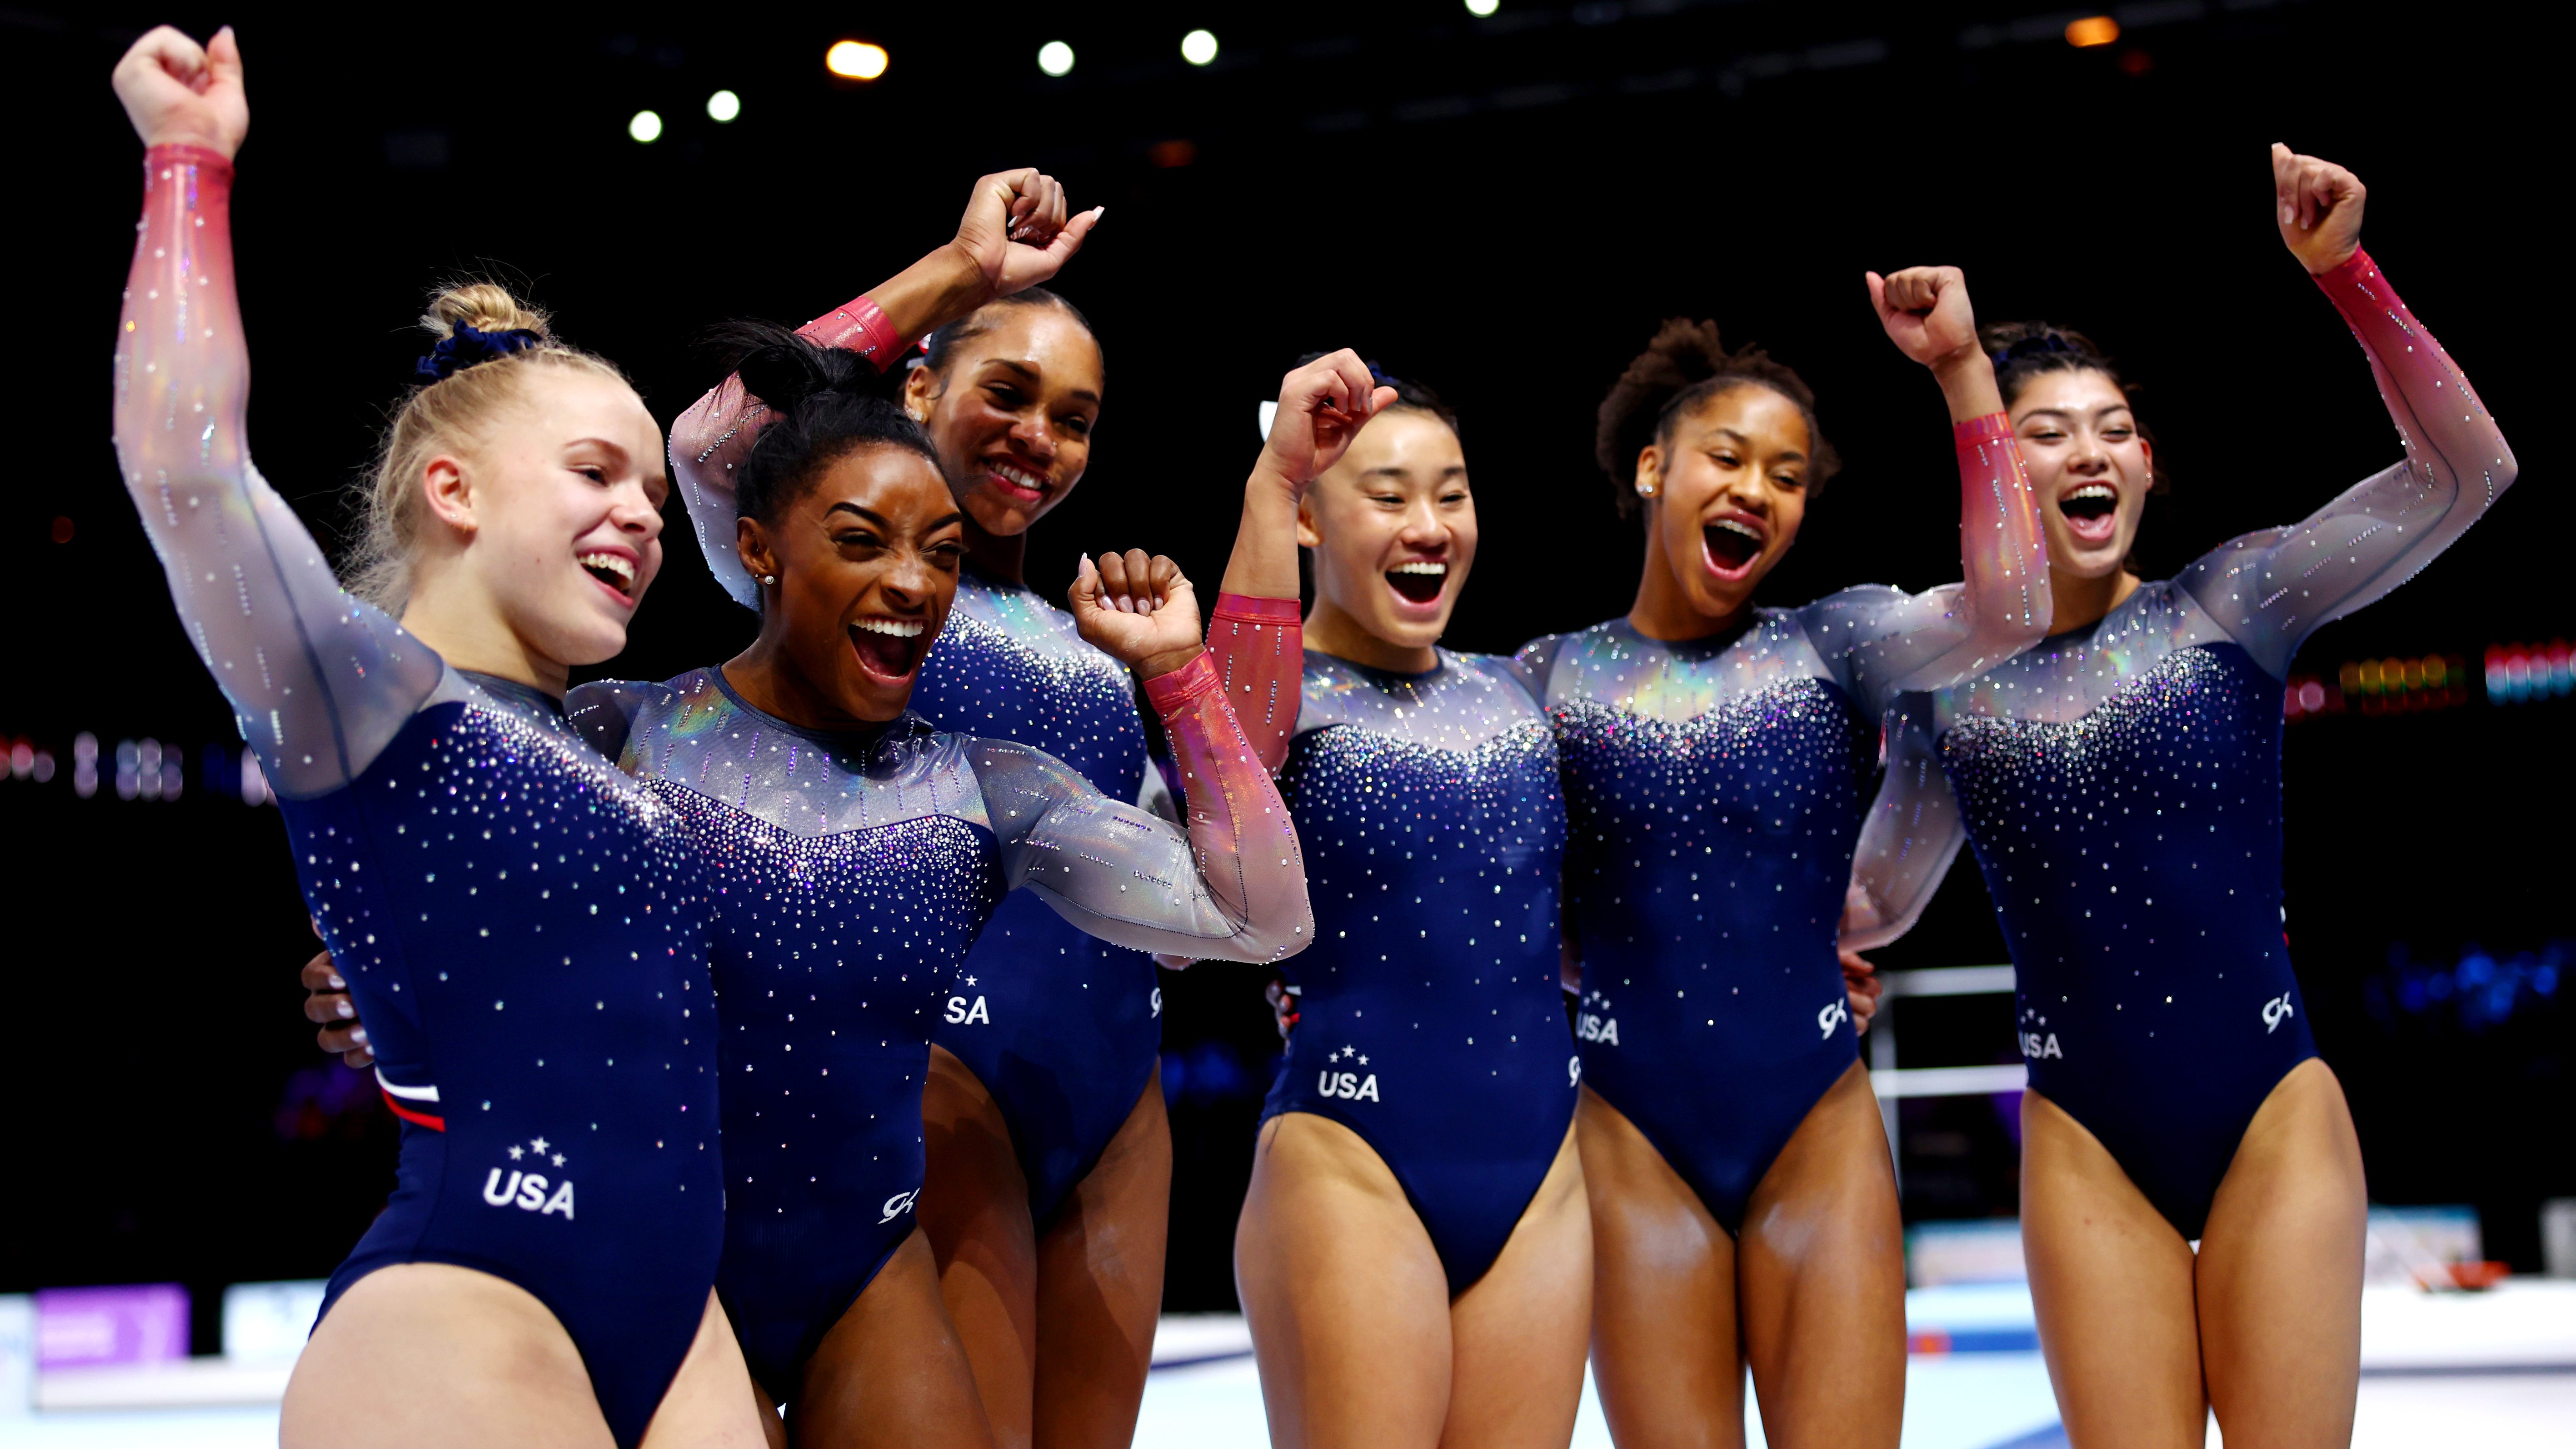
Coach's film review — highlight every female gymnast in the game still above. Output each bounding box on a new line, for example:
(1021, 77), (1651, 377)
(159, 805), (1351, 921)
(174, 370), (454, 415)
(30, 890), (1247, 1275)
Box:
(669, 256), (1172, 1449)
(562, 325), (1309, 1448)
(1185, 353), (1590, 1448)
(110, 25), (763, 1449)
(1515, 270), (2051, 1447)
(1847, 147), (2515, 1447)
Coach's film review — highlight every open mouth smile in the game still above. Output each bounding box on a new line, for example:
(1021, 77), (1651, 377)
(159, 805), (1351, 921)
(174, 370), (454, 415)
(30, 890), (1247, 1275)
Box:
(984, 461), (1050, 505)
(1384, 560), (1447, 607)
(1699, 515), (1767, 578)
(2057, 483), (2121, 545)
(579, 550), (639, 604)
(848, 616), (928, 682)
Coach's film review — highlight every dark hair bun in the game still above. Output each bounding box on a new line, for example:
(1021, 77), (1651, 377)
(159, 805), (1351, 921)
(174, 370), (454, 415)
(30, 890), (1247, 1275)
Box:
(707, 322), (944, 534)
(1595, 319), (1837, 517)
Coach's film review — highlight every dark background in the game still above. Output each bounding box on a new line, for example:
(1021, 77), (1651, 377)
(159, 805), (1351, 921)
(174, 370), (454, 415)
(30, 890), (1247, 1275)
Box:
(2, 0), (2564, 1325)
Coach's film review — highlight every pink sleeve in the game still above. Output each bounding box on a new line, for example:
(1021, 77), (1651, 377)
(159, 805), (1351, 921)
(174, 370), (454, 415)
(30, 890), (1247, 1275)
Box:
(1208, 593), (1303, 773)
(2178, 248), (2518, 672)
(1143, 651), (1313, 962)
(670, 292), (909, 610)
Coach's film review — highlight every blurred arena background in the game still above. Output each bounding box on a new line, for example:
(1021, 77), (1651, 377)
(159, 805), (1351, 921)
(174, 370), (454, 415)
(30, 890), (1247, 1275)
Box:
(1, 1), (2564, 1443)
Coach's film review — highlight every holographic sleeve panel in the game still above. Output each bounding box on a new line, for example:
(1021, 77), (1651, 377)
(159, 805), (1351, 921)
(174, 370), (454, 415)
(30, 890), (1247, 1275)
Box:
(1809, 414), (2052, 716)
(2179, 250), (2518, 677)
(1208, 592), (1303, 773)
(669, 293), (905, 611)
(110, 146), (444, 798)
(967, 651), (1312, 962)
(1840, 696), (1967, 952)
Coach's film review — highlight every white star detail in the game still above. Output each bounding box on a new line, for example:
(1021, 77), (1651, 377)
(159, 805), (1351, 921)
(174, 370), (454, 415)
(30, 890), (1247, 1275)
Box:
(531, 1136), (550, 1154)
(1343, 1044), (1356, 1057)
(552, 1154), (566, 1168)
(1326, 1049), (1340, 1063)
(962, 975), (978, 987)
(507, 1145), (524, 1161)
(1358, 1055), (1369, 1066)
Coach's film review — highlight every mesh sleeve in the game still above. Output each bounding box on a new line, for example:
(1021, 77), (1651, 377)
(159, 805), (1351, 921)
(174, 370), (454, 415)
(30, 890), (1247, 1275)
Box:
(1822, 414), (2052, 716)
(2179, 250), (2517, 676)
(670, 293), (908, 611)
(968, 652), (1312, 962)
(1840, 696), (1966, 952)
(111, 146), (442, 797)
(1208, 593), (1303, 773)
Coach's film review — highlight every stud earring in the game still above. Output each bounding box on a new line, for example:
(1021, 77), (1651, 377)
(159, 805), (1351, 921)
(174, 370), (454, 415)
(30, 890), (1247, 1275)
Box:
(761, 574), (777, 586)
(1635, 480), (1657, 498)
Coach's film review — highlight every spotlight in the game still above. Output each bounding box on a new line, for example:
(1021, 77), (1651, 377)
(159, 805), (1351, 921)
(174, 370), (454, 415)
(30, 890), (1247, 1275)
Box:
(706, 89), (741, 122)
(1180, 29), (1218, 66)
(2064, 16), (2119, 47)
(827, 40), (890, 80)
(1038, 40), (1074, 77)
(628, 110), (664, 144)
(1465, 0), (1500, 15)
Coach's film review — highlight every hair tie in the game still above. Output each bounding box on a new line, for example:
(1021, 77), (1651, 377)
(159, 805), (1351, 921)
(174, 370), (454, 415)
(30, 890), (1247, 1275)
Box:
(1989, 333), (2075, 373)
(1365, 362), (1394, 388)
(415, 321), (545, 384)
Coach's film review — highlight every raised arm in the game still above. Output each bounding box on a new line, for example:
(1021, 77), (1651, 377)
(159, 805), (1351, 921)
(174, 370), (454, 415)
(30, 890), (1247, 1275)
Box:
(1206, 351), (1397, 770)
(2181, 147), (2516, 675)
(1840, 697), (1967, 953)
(1830, 266), (2052, 710)
(673, 171), (1103, 608)
(973, 552), (1311, 962)
(110, 28), (441, 797)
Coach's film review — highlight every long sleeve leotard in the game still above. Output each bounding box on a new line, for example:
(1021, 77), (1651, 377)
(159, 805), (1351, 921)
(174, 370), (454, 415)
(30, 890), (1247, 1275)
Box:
(1210, 605), (1573, 1289)
(669, 300), (1187, 1223)
(113, 147), (721, 1448)
(1511, 420), (2047, 1230)
(570, 651), (1306, 1394)
(1852, 251), (2513, 1237)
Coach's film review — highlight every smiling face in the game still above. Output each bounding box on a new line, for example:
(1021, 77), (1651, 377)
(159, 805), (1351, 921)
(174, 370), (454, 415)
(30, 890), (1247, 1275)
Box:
(445, 367), (669, 668)
(2009, 368), (2150, 582)
(740, 443), (965, 724)
(1298, 409), (1475, 658)
(1638, 384), (1812, 626)
(902, 304), (1103, 538)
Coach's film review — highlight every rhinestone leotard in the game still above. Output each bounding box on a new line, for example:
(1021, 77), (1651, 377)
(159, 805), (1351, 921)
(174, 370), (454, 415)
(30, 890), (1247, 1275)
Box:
(1855, 252), (2516, 1237)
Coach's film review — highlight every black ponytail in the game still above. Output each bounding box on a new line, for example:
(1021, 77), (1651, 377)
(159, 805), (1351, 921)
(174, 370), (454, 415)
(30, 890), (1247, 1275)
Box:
(704, 320), (943, 526)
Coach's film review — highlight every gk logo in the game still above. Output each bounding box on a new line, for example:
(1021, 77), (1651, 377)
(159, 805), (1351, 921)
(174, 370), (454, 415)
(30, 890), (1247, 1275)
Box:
(1151, 987), (1163, 1018)
(1817, 998), (1849, 1040)
(2261, 994), (2296, 1034)
(879, 1189), (919, 1224)
(1568, 1055), (1583, 1088)
(944, 994), (990, 1025)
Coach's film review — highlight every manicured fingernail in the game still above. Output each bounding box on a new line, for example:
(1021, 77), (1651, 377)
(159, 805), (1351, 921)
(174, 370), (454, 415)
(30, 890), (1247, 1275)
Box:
(336, 1000), (354, 1019)
(351, 1028), (368, 1045)
(329, 974), (344, 989)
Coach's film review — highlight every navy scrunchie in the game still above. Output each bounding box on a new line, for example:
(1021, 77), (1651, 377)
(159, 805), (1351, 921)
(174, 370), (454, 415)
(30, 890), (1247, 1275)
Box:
(415, 321), (545, 384)
(1989, 333), (2076, 372)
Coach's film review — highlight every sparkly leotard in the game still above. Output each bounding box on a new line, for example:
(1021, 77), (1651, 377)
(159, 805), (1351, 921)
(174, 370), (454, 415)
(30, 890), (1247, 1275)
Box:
(114, 147), (720, 1447)
(1854, 253), (2515, 1238)
(1213, 599), (1574, 1288)
(569, 652), (1306, 1397)
(1515, 419), (2047, 1231)
(673, 311), (1173, 1224)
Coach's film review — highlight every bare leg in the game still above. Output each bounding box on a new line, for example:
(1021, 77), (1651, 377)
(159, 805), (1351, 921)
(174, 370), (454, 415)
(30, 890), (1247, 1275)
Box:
(1031, 1074), (1172, 1449)
(2197, 1059), (2366, 1449)
(1439, 1123), (1593, 1449)
(1735, 1060), (1906, 1449)
(922, 1044), (1040, 1449)
(1236, 1112), (1457, 1449)
(2022, 1088), (2207, 1449)
(284, 1264), (762, 1449)
(1577, 1085), (1746, 1449)
(793, 1230), (995, 1449)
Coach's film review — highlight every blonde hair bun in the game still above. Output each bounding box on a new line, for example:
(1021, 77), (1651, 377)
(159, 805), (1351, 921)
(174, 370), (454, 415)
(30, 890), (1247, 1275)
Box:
(422, 281), (554, 343)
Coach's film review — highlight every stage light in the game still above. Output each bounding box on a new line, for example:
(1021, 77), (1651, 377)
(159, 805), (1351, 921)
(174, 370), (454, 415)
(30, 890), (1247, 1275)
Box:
(1038, 40), (1075, 77)
(628, 110), (663, 144)
(828, 40), (890, 80)
(707, 90), (740, 122)
(1180, 29), (1219, 66)
(1465, 0), (1500, 15)
(2065, 16), (2119, 48)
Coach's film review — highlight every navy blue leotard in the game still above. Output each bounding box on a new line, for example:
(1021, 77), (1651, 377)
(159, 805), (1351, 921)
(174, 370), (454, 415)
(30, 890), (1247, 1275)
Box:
(571, 656), (1308, 1398)
(1245, 639), (1575, 1289)
(113, 147), (722, 1447)
(675, 339), (1173, 1227)
(1514, 420), (2050, 1232)
(1855, 252), (2516, 1239)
